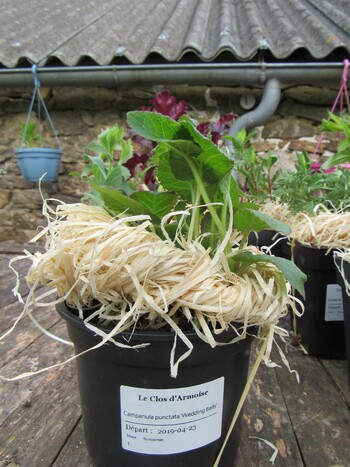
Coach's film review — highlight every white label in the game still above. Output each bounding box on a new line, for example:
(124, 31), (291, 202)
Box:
(120, 377), (224, 455)
(325, 284), (344, 321)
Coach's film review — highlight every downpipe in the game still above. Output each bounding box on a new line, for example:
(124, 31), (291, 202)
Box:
(226, 78), (281, 179)
(228, 78), (281, 137)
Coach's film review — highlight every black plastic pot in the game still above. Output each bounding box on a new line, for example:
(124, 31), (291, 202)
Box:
(335, 258), (350, 386)
(57, 302), (254, 467)
(293, 242), (346, 359)
(248, 230), (289, 258)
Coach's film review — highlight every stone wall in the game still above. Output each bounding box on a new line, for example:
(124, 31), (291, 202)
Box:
(0, 84), (340, 243)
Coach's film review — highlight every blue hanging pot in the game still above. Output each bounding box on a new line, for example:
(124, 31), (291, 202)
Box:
(16, 65), (62, 183)
(15, 147), (62, 182)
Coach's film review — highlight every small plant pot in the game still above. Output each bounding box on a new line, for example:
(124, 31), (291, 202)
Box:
(293, 242), (346, 359)
(335, 257), (350, 386)
(15, 147), (62, 182)
(57, 302), (254, 467)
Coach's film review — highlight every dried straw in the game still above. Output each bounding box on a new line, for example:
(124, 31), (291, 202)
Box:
(290, 206), (350, 250)
(23, 202), (298, 343)
(334, 249), (350, 297)
(259, 200), (293, 225)
(260, 201), (350, 251)
(3, 200), (304, 379)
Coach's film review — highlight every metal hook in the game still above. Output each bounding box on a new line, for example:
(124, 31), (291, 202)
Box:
(31, 64), (40, 89)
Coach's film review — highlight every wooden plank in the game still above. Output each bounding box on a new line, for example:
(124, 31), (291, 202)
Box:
(0, 300), (24, 335)
(0, 320), (73, 425)
(0, 303), (61, 368)
(0, 292), (56, 337)
(53, 419), (95, 467)
(0, 359), (81, 466)
(0, 243), (45, 255)
(274, 345), (350, 466)
(0, 255), (34, 307)
(234, 348), (304, 467)
(321, 358), (350, 407)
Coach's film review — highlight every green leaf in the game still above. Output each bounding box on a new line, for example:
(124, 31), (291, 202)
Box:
(131, 191), (178, 218)
(233, 251), (307, 297)
(247, 209), (291, 235)
(119, 139), (134, 164)
(337, 139), (350, 153)
(178, 117), (215, 151)
(127, 111), (190, 142)
(92, 185), (150, 216)
(157, 151), (193, 202)
(227, 177), (241, 209)
(104, 166), (130, 187)
(92, 164), (104, 184)
(169, 151), (194, 181)
(197, 147), (234, 182)
(234, 209), (291, 236)
(86, 141), (107, 154)
(99, 126), (122, 155)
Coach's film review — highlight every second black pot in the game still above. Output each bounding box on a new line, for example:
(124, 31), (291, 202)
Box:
(293, 242), (346, 359)
(335, 257), (350, 386)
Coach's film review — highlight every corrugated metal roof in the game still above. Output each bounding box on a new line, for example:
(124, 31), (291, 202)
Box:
(1, 0), (349, 68)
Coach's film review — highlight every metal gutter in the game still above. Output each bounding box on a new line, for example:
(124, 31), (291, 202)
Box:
(0, 62), (347, 88)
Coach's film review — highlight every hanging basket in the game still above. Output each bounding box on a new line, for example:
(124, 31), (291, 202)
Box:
(15, 65), (62, 182)
(15, 147), (62, 182)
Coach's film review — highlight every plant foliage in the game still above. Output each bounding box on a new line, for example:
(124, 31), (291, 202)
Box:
(19, 121), (42, 147)
(274, 152), (350, 214)
(86, 111), (305, 295)
(225, 129), (281, 198)
(320, 112), (350, 169)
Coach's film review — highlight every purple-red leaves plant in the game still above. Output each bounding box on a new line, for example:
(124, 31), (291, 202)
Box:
(197, 113), (237, 145)
(149, 90), (188, 120)
(125, 91), (236, 189)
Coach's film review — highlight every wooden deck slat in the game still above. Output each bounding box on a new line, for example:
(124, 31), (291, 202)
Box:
(0, 303), (61, 368)
(0, 255), (37, 308)
(321, 358), (350, 407)
(274, 347), (350, 466)
(52, 420), (95, 467)
(234, 354), (304, 467)
(0, 320), (74, 426)
(0, 361), (80, 466)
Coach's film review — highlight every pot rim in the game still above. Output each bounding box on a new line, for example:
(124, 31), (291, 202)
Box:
(56, 300), (253, 344)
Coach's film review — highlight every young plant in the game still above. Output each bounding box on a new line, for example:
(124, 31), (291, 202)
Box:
(90, 111), (305, 295)
(274, 152), (350, 214)
(225, 129), (281, 199)
(320, 111), (350, 169)
(19, 121), (42, 147)
(70, 125), (135, 204)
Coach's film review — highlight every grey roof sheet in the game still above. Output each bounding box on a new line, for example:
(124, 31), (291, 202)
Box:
(1, 0), (350, 68)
